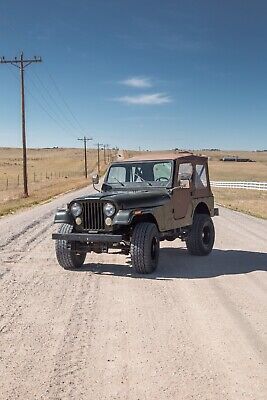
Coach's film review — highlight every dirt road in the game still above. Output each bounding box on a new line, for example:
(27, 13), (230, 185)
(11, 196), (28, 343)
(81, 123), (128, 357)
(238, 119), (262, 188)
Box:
(0, 185), (266, 400)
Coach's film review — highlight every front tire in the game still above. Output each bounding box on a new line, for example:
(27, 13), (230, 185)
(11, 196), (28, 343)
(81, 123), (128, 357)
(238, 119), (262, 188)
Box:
(55, 223), (86, 270)
(186, 214), (215, 256)
(130, 222), (159, 274)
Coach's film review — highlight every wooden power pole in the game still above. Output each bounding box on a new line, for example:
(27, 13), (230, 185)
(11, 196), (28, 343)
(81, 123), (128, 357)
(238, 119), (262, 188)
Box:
(0, 52), (42, 197)
(106, 144), (110, 163)
(77, 136), (92, 178)
(95, 142), (103, 175)
(103, 144), (106, 164)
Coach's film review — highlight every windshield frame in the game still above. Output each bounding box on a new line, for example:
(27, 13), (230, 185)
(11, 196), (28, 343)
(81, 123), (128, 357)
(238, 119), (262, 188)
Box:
(104, 160), (174, 189)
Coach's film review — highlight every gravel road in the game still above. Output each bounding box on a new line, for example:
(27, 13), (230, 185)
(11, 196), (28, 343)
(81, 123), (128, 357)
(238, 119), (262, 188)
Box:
(0, 185), (266, 400)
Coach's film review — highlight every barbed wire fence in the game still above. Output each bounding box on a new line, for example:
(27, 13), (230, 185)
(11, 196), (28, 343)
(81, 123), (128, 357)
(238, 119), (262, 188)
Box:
(0, 150), (117, 193)
(0, 169), (86, 191)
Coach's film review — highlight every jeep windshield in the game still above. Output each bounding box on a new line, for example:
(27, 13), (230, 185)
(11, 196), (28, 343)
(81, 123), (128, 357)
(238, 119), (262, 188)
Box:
(106, 161), (173, 188)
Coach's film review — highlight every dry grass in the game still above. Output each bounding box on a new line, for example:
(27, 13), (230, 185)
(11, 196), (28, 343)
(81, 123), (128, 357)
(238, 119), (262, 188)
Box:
(213, 188), (267, 219)
(0, 177), (89, 216)
(198, 149), (267, 163)
(208, 160), (267, 181)
(0, 147), (116, 216)
(200, 150), (267, 182)
(1, 148), (266, 219)
(206, 151), (267, 218)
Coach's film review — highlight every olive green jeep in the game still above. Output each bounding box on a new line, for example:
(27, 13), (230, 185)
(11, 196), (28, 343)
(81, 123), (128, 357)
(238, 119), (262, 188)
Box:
(52, 152), (219, 274)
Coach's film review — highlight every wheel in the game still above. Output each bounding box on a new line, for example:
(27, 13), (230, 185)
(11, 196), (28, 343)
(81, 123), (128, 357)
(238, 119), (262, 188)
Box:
(130, 222), (159, 274)
(185, 214), (215, 256)
(55, 223), (86, 270)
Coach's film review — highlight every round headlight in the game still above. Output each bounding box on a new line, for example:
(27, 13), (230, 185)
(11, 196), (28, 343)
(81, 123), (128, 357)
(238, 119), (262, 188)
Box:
(70, 202), (82, 217)
(103, 202), (116, 217)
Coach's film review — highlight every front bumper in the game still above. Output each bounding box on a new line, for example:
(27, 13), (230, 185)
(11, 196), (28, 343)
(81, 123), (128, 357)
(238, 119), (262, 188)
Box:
(52, 232), (123, 243)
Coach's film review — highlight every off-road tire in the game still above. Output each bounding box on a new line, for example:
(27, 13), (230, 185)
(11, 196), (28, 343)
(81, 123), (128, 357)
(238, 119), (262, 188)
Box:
(186, 214), (215, 256)
(130, 222), (159, 274)
(55, 223), (86, 270)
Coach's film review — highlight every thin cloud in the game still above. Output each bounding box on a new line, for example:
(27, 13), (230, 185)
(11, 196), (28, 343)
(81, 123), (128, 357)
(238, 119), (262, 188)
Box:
(158, 34), (206, 51)
(115, 93), (172, 105)
(117, 30), (208, 53)
(120, 76), (152, 88)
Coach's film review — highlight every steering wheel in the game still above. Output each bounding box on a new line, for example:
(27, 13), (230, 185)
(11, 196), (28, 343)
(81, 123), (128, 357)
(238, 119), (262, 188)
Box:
(156, 176), (169, 182)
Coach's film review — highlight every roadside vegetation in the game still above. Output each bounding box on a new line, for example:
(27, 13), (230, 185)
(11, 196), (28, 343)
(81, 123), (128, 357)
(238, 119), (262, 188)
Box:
(1, 148), (266, 219)
(203, 150), (267, 182)
(213, 188), (267, 219)
(0, 147), (117, 216)
(205, 150), (267, 219)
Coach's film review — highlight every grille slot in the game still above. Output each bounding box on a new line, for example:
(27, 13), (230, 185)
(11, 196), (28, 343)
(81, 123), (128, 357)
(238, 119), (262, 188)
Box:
(81, 201), (105, 230)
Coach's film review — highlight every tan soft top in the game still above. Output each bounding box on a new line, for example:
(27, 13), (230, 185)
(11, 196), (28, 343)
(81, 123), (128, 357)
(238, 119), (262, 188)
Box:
(120, 152), (207, 162)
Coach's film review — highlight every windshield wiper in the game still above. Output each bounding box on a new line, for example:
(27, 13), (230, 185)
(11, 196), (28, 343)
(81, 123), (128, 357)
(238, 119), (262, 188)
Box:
(112, 177), (125, 186)
(134, 174), (152, 186)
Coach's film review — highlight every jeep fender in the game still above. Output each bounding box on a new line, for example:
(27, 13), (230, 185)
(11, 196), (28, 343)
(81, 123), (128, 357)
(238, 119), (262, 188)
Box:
(54, 209), (74, 224)
(113, 210), (134, 225)
(113, 209), (157, 226)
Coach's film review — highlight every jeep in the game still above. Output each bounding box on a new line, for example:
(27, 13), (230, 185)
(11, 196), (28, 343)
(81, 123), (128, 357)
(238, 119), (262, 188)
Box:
(52, 152), (219, 274)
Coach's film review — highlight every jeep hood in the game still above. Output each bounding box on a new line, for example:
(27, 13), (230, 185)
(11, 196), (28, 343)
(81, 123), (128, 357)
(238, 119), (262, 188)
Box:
(74, 190), (170, 209)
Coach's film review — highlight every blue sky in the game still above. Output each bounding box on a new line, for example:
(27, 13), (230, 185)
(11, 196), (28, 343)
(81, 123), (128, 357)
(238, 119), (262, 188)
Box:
(0, 0), (266, 150)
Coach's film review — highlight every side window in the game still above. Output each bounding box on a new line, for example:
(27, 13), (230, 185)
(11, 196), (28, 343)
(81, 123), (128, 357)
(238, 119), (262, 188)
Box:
(153, 162), (172, 181)
(178, 163), (193, 182)
(195, 164), (208, 188)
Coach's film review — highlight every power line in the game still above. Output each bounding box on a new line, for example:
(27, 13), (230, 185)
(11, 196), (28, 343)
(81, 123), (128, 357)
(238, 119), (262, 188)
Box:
(27, 71), (78, 138)
(28, 88), (77, 140)
(44, 66), (87, 135)
(7, 64), (85, 141)
(6, 65), (78, 141)
(0, 52), (42, 197)
(31, 69), (84, 135)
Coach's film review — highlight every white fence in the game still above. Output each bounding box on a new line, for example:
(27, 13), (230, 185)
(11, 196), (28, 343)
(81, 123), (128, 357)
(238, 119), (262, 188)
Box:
(210, 181), (267, 191)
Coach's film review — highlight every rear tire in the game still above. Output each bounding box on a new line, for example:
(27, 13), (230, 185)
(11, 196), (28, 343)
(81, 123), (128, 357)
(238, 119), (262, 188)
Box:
(55, 223), (86, 270)
(130, 222), (159, 274)
(186, 214), (215, 256)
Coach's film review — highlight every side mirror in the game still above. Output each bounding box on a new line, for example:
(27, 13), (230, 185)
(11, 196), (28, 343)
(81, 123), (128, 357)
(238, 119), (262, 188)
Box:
(92, 174), (99, 185)
(179, 179), (190, 189)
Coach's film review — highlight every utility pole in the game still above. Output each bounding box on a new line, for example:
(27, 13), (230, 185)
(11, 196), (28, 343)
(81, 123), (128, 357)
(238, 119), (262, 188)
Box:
(106, 144), (110, 163)
(103, 144), (111, 164)
(0, 52), (42, 197)
(77, 136), (93, 178)
(95, 142), (103, 175)
(97, 143), (101, 175)
(103, 144), (106, 164)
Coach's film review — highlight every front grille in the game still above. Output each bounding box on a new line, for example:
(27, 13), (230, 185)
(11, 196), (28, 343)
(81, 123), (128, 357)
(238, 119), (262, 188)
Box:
(81, 201), (105, 230)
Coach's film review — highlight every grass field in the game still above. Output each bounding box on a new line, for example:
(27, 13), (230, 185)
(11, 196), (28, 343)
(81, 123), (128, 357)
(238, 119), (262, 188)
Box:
(200, 150), (267, 182)
(0, 147), (116, 216)
(0, 148), (266, 218)
(213, 188), (267, 219)
(204, 150), (267, 218)
(208, 160), (267, 181)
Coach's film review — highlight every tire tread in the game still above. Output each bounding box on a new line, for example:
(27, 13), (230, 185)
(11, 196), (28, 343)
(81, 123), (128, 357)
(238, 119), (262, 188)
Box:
(55, 224), (85, 270)
(130, 222), (159, 274)
(186, 214), (215, 256)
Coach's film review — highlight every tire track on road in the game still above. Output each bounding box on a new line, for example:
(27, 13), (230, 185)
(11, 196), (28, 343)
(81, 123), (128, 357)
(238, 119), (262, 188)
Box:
(44, 274), (100, 400)
(0, 187), (266, 399)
